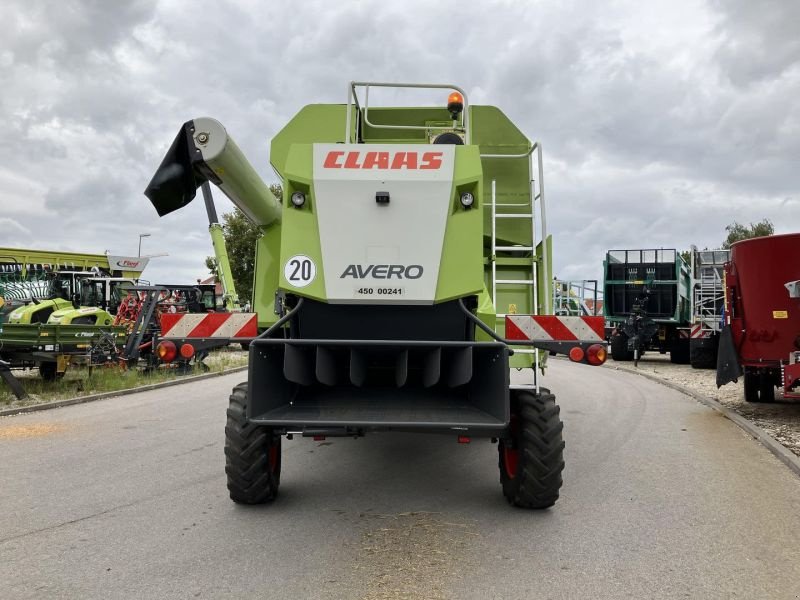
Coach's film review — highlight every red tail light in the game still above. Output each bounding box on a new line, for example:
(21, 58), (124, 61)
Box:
(179, 343), (195, 359)
(586, 343), (607, 366)
(569, 347), (585, 363)
(156, 340), (177, 363)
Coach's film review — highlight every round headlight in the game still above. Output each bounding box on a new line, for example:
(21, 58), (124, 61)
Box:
(290, 191), (306, 208)
(460, 192), (474, 208)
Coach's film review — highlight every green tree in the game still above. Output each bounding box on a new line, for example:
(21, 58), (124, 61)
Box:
(722, 219), (774, 249)
(206, 184), (282, 304)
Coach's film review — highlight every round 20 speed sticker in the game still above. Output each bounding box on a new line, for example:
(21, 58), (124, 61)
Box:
(284, 255), (316, 288)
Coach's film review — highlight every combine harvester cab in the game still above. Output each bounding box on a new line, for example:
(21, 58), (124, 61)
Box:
(144, 82), (606, 508)
(717, 233), (800, 402)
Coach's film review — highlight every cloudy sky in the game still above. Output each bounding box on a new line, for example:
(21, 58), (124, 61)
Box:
(1, 0), (798, 288)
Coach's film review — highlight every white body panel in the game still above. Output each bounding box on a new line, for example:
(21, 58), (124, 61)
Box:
(312, 144), (455, 305)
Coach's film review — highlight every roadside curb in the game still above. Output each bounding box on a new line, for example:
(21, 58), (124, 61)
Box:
(609, 365), (800, 478)
(0, 366), (247, 418)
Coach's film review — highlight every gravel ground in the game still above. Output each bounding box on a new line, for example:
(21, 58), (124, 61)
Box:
(603, 353), (800, 458)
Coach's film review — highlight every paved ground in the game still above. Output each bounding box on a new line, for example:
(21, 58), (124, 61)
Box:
(606, 353), (800, 458)
(1, 362), (800, 599)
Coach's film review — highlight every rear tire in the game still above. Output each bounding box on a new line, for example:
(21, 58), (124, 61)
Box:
(758, 374), (776, 403)
(743, 370), (776, 403)
(499, 388), (565, 509)
(38, 362), (64, 381)
(690, 345), (716, 369)
(670, 339), (690, 364)
(610, 334), (632, 361)
(225, 383), (281, 504)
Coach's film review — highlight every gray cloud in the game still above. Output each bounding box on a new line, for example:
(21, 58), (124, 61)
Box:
(0, 0), (798, 288)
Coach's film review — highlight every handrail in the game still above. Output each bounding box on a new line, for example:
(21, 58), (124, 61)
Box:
(345, 81), (470, 144)
(479, 143), (536, 159)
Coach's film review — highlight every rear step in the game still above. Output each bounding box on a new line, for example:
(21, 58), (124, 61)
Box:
(247, 339), (509, 434)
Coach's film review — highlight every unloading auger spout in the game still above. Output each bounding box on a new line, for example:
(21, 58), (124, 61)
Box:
(144, 117), (281, 227)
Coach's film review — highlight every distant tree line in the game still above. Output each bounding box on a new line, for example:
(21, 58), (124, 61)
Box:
(680, 218), (774, 263)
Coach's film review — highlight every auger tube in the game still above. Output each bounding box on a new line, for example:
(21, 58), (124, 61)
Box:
(144, 118), (281, 227)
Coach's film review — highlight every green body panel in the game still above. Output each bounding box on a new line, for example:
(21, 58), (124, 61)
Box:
(252, 228), (282, 329)
(47, 306), (114, 326)
(275, 144), (327, 303)
(270, 105), (352, 175)
(435, 145), (484, 301)
(7, 298), (73, 324)
(209, 223), (240, 310)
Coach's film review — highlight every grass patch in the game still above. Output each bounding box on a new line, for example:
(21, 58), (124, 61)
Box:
(1, 348), (248, 408)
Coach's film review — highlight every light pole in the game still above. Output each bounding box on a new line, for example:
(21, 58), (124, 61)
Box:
(138, 233), (151, 257)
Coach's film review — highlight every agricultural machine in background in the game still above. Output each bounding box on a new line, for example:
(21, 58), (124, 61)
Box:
(553, 280), (602, 317)
(0, 248), (148, 386)
(688, 248), (729, 369)
(144, 81), (607, 509)
(717, 232), (800, 402)
(604, 249), (692, 364)
(0, 244), (244, 397)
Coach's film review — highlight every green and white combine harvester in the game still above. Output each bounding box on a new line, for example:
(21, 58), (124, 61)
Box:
(145, 82), (607, 508)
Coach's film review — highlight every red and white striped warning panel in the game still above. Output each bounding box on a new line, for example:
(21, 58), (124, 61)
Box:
(690, 324), (711, 339)
(160, 313), (258, 339)
(505, 315), (605, 342)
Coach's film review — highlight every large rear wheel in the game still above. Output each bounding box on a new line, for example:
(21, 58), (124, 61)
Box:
(743, 370), (776, 403)
(38, 361), (64, 381)
(225, 383), (281, 504)
(499, 388), (565, 509)
(610, 333), (633, 361)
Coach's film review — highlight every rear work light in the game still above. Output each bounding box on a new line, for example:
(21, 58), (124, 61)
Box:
(156, 340), (177, 363)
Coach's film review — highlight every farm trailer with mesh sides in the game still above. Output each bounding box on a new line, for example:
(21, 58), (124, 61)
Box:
(604, 249), (692, 364)
(717, 233), (800, 402)
(143, 81), (607, 509)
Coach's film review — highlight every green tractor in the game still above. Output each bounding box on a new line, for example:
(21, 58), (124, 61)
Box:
(5, 272), (128, 326)
(145, 82), (606, 508)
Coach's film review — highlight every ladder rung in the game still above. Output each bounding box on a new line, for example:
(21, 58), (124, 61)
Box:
(495, 279), (535, 284)
(510, 349), (537, 354)
(496, 213), (533, 219)
(495, 246), (534, 252)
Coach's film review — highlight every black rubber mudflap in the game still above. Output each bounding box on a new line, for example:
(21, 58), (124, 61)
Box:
(716, 325), (742, 387)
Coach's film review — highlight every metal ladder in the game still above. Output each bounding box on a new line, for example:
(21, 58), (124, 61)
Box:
(487, 144), (548, 388)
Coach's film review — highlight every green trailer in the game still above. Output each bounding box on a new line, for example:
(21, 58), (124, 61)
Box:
(0, 322), (127, 389)
(603, 249), (692, 363)
(144, 81), (606, 509)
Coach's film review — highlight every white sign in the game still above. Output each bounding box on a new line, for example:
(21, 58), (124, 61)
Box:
(107, 255), (149, 273)
(284, 255), (316, 288)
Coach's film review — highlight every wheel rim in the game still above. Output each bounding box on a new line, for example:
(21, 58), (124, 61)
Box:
(503, 415), (520, 479)
(268, 445), (279, 472)
(503, 445), (519, 479)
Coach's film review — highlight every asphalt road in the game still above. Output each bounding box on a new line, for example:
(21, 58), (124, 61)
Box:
(1, 362), (800, 599)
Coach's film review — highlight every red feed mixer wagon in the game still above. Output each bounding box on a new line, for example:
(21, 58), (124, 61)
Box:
(717, 232), (800, 402)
